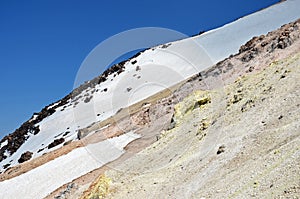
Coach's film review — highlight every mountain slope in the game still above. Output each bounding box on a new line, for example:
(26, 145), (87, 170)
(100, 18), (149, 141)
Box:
(1, 0), (300, 173)
(0, 1), (299, 199)
(98, 49), (300, 199)
(22, 17), (300, 199)
(82, 19), (300, 199)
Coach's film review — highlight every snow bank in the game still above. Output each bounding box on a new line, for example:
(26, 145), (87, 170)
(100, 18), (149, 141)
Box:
(0, 132), (140, 199)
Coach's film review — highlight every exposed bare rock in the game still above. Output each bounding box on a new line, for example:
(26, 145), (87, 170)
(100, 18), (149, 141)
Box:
(217, 145), (226, 155)
(47, 138), (65, 149)
(18, 151), (33, 163)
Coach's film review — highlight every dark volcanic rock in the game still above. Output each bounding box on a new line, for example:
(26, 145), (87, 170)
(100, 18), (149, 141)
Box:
(48, 138), (65, 149)
(63, 131), (70, 137)
(18, 151), (33, 163)
(217, 145), (225, 155)
(84, 96), (93, 103)
(37, 148), (44, 153)
(3, 163), (10, 169)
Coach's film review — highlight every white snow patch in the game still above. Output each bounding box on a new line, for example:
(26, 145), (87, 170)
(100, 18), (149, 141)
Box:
(29, 114), (38, 122)
(0, 132), (140, 199)
(47, 102), (60, 110)
(0, 140), (8, 149)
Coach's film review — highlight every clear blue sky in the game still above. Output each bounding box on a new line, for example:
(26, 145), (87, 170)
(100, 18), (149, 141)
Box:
(0, 0), (279, 139)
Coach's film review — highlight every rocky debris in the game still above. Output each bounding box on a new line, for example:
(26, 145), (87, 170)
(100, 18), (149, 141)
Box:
(277, 185), (300, 198)
(131, 108), (150, 126)
(84, 96), (93, 103)
(241, 99), (255, 112)
(232, 93), (243, 104)
(161, 43), (172, 49)
(168, 116), (176, 130)
(54, 183), (77, 199)
(239, 19), (300, 62)
(186, 19), (300, 102)
(196, 119), (210, 139)
(18, 151), (33, 163)
(47, 138), (65, 149)
(199, 119), (210, 131)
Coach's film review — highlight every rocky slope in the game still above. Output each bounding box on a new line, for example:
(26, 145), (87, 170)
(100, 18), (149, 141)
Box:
(80, 19), (300, 199)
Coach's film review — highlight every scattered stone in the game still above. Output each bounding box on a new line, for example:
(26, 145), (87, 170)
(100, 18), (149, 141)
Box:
(116, 108), (123, 114)
(63, 131), (70, 136)
(232, 94), (243, 104)
(135, 65), (141, 71)
(241, 99), (255, 112)
(3, 163), (10, 169)
(37, 148), (44, 153)
(84, 96), (93, 103)
(247, 66), (255, 73)
(168, 116), (176, 130)
(217, 145), (225, 155)
(161, 43), (172, 49)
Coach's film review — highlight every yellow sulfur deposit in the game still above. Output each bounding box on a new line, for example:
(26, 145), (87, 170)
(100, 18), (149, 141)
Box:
(174, 90), (211, 123)
(81, 175), (111, 199)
